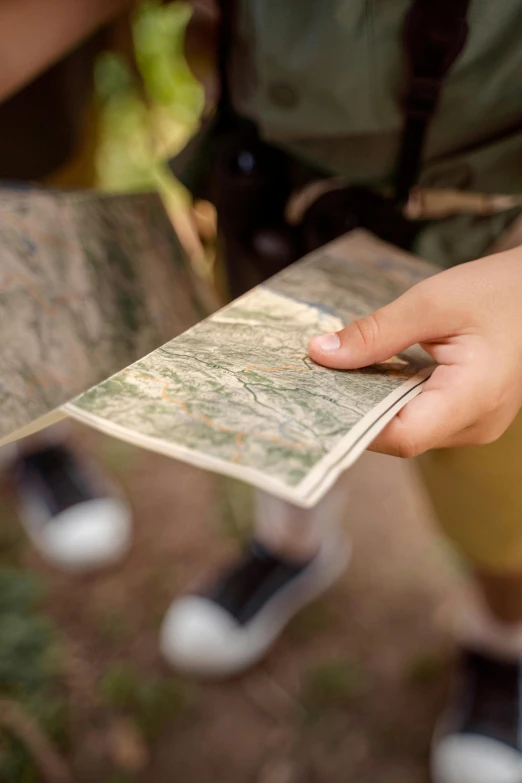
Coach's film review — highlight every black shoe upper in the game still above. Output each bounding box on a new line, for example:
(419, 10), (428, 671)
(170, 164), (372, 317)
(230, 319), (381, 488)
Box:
(13, 444), (99, 518)
(204, 542), (313, 626)
(445, 649), (522, 752)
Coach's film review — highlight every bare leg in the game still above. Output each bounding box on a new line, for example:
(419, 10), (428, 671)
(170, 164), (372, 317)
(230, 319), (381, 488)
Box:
(254, 476), (350, 561)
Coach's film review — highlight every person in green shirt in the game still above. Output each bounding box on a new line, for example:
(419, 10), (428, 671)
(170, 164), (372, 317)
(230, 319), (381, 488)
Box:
(160, 3), (522, 781)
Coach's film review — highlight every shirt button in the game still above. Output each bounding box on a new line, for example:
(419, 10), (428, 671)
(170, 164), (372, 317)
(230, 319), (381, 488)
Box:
(267, 82), (299, 109)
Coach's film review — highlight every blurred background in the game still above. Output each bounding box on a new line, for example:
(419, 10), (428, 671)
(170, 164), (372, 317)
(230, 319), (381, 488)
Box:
(0, 3), (462, 781)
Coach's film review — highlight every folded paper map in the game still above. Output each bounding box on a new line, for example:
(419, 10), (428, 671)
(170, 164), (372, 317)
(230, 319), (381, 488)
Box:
(0, 187), (437, 506)
(0, 188), (206, 444)
(65, 230), (437, 507)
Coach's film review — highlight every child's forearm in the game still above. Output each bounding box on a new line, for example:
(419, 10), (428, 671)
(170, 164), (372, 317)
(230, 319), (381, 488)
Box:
(0, 0), (134, 102)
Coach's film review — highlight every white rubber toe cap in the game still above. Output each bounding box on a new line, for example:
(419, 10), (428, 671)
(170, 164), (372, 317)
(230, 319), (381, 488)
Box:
(160, 596), (253, 678)
(161, 535), (350, 678)
(37, 497), (132, 572)
(432, 735), (522, 783)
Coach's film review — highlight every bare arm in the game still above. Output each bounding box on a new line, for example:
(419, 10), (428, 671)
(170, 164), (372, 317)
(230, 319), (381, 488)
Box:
(0, 0), (134, 102)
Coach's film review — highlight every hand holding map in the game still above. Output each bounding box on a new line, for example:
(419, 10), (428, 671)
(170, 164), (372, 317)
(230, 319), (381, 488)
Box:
(309, 242), (522, 457)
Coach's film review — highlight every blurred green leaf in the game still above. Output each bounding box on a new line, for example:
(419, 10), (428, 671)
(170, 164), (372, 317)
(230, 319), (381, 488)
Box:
(95, 52), (134, 101)
(0, 569), (67, 781)
(100, 662), (192, 740)
(405, 651), (445, 686)
(95, 1), (203, 195)
(301, 659), (371, 720)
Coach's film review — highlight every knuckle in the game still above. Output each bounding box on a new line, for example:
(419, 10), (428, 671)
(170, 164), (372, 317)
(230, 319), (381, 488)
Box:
(395, 435), (422, 459)
(353, 313), (381, 354)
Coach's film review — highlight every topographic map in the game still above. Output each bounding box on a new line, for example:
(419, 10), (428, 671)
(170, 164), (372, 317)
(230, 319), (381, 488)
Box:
(0, 187), (205, 444)
(68, 231), (437, 506)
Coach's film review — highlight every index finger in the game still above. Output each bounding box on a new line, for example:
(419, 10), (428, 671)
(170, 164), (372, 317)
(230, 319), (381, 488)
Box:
(369, 363), (483, 458)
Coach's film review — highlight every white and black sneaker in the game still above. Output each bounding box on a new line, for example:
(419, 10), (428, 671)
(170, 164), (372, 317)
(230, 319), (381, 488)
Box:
(160, 533), (349, 678)
(12, 444), (132, 572)
(432, 649), (522, 783)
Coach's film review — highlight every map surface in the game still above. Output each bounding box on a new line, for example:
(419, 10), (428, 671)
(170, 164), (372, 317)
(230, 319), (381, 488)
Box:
(68, 231), (437, 506)
(0, 188), (204, 443)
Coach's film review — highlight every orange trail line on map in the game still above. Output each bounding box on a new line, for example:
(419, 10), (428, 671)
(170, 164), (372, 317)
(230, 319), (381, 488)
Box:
(125, 371), (320, 464)
(25, 371), (76, 397)
(0, 274), (87, 316)
(0, 211), (77, 252)
(242, 364), (307, 373)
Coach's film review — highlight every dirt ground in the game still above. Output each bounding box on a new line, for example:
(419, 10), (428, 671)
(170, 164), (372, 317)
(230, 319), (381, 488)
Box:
(2, 424), (462, 783)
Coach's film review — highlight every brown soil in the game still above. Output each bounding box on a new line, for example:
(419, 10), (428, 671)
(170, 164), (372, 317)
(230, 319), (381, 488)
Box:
(2, 424), (461, 783)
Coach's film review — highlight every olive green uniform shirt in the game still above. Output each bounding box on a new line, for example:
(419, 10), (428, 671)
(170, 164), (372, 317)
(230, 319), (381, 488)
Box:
(229, 0), (522, 266)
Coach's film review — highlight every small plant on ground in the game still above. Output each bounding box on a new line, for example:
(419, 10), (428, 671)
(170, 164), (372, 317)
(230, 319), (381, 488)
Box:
(100, 661), (194, 740)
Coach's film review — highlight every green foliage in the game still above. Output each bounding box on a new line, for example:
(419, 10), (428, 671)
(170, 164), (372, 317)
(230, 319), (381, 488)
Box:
(405, 651), (445, 685)
(95, 1), (203, 194)
(134, 1), (202, 119)
(100, 662), (192, 740)
(286, 601), (334, 641)
(95, 51), (135, 102)
(0, 570), (58, 697)
(0, 500), (24, 566)
(0, 568), (44, 615)
(0, 614), (56, 694)
(100, 662), (140, 709)
(0, 569), (66, 782)
(95, 610), (134, 646)
(301, 659), (370, 720)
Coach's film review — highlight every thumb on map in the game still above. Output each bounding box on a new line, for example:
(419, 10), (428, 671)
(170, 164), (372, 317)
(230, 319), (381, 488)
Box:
(307, 284), (448, 370)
